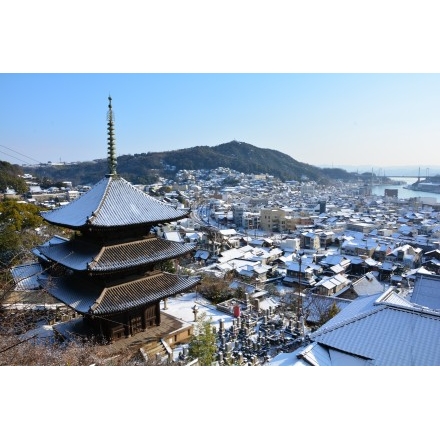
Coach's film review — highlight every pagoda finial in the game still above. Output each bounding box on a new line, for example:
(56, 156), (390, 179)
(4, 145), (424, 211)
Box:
(106, 95), (117, 176)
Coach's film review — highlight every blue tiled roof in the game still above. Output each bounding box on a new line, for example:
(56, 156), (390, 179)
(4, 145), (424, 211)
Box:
(309, 293), (440, 365)
(41, 175), (189, 228)
(38, 272), (200, 315)
(36, 236), (196, 272)
(10, 263), (43, 291)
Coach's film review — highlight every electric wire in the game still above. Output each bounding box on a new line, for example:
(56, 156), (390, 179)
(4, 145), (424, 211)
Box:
(0, 143), (41, 165)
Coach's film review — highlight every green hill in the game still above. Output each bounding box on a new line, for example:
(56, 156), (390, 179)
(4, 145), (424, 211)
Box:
(0, 161), (27, 193)
(22, 141), (358, 186)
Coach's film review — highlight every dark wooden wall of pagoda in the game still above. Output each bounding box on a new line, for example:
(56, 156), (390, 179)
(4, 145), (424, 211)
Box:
(84, 302), (161, 342)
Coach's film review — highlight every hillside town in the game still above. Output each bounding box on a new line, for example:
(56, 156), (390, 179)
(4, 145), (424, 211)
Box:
(3, 94), (440, 367)
(5, 160), (440, 366)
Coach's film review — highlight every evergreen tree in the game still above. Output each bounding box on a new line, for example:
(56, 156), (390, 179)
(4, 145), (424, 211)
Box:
(0, 200), (46, 266)
(318, 302), (340, 326)
(188, 312), (217, 366)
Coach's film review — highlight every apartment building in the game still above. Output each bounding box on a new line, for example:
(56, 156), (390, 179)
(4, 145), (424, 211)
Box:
(260, 207), (313, 233)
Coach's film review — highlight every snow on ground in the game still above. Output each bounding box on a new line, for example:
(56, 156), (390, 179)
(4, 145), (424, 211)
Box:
(163, 291), (234, 330)
(159, 291), (236, 363)
(16, 292), (234, 346)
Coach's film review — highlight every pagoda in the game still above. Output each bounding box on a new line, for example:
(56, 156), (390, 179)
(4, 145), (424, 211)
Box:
(35, 97), (200, 342)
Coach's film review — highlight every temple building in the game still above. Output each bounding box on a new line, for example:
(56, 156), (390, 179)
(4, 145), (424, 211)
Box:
(33, 97), (200, 343)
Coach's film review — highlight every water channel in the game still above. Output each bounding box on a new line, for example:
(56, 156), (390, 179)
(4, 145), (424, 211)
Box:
(371, 177), (439, 203)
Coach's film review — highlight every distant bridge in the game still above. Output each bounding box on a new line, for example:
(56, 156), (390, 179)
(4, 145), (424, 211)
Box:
(386, 175), (420, 178)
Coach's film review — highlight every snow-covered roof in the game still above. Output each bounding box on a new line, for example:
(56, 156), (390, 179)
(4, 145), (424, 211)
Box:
(351, 273), (384, 296)
(294, 342), (373, 366)
(41, 175), (190, 229)
(217, 245), (254, 263)
(38, 272), (200, 315)
(410, 273), (440, 311)
(310, 299), (440, 365)
(194, 250), (210, 260)
(163, 231), (184, 242)
(36, 236), (196, 272)
(219, 228), (238, 236)
(268, 290), (440, 366)
(315, 273), (349, 289)
(380, 261), (396, 271)
(10, 263), (43, 291)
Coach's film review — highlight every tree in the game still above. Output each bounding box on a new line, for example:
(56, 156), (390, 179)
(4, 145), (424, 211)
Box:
(160, 258), (176, 273)
(188, 312), (217, 366)
(0, 161), (27, 194)
(317, 301), (340, 327)
(0, 200), (43, 231)
(0, 200), (46, 266)
(197, 275), (233, 304)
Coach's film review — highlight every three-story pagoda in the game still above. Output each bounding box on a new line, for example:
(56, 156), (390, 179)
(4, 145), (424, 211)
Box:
(35, 97), (200, 342)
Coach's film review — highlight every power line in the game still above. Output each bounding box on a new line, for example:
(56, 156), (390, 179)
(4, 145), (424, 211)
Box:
(0, 143), (41, 165)
(0, 148), (32, 165)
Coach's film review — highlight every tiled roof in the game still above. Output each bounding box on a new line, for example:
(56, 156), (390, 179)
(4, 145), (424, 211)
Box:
(38, 272), (200, 315)
(410, 273), (440, 311)
(36, 236), (196, 272)
(351, 273), (384, 296)
(41, 175), (190, 229)
(10, 263), (43, 290)
(293, 343), (374, 366)
(309, 293), (440, 365)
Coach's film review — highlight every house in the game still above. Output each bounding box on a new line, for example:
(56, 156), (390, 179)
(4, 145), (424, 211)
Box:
(386, 244), (423, 268)
(410, 273), (440, 310)
(278, 237), (300, 254)
(267, 288), (440, 366)
(422, 249), (440, 274)
(184, 231), (203, 244)
(216, 245), (254, 264)
(378, 260), (397, 281)
(312, 274), (351, 297)
(341, 272), (384, 299)
(234, 261), (272, 287)
(320, 254), (351, 273)
(373, 242), (394, 261)
(283, 257), (320, 287)
(163, 230), (184, 242)
(347, 255), (380, 276)
(194, 249), (210, 263)
(300, 231), (321, 250)
(341, 238), (377, 258)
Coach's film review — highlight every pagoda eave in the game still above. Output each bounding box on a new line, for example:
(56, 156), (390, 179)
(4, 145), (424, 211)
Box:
(38, 271), (201, 316)
(36, 236), (196, 273)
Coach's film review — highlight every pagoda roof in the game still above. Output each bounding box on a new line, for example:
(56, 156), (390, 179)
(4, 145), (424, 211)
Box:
(36, 235), (196, 273)
(40, 175), (190, 229)
(38, 271), (200, 315)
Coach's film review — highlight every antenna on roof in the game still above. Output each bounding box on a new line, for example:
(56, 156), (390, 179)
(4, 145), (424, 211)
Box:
(106, 95), (117, 176)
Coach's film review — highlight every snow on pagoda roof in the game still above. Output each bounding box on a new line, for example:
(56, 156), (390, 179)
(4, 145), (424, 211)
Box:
(40, 175), (190, 229)
(36, 235), (196, 272)
(38, 271), (200, 315)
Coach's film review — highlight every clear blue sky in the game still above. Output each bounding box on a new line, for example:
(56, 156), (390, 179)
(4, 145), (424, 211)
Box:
(2, 3), (440, 174)
(2, 73), (440, 172)
(2, 2), (437, 427)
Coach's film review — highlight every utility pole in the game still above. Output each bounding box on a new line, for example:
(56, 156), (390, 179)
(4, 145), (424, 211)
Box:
(297, 250), (304, 334)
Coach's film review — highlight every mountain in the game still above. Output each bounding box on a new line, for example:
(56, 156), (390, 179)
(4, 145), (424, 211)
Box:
(22, 141), (359, 187)
(153, 141), (329, 181)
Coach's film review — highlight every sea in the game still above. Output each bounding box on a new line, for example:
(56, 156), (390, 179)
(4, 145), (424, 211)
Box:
(371, 177), (439, 203)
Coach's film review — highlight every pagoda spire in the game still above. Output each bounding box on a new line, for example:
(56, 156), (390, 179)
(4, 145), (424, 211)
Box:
(106, 95), (117, 176)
